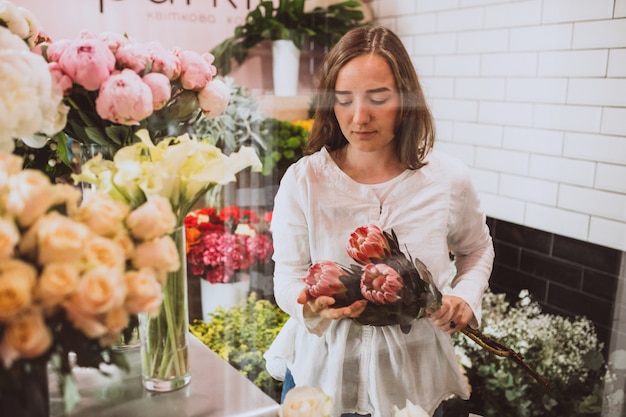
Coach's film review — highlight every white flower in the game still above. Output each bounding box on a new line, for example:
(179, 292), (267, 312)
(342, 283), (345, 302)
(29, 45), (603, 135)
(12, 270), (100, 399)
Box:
(391, 399), (429, 417)
(279, 386), (333, 417)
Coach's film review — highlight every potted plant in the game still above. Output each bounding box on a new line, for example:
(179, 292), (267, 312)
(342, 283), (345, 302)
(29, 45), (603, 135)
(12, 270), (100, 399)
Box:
(210, 0), (366, 95)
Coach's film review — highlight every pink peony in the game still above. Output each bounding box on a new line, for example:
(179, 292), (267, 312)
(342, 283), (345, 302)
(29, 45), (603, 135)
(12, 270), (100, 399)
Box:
(360, 263), (403, 305)
(115, 41), (151, 74)
(97, 31), (132, 54)
(95, 69), (153, 125)
(41, 38), (70, 62)
(178, 50), (213, 90)
(58, 37), (115, 91)
(48, 62), (72, 94)
(198, 78), (230, 118)
(148, 42), (181, 79)
(142, 72), (171, 110)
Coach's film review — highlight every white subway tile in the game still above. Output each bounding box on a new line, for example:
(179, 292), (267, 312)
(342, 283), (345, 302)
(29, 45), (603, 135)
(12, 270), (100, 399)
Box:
(479, 101), (534, 126)
(542, 0), (614, 23)
(417, 0), (462, 13)
(435, 141), (476, 165)
(379, 0), (417, 16)
(458, 29), (509, 53)
(589, 217), (626, 251)
(434, 55), (481, 76)
(435, 120), (455, 141)
(616, 0), (626, 18)
(601, 107), (626, 136)
(506, 78), (568, 103)
(529, 154), (596, 187)
(608, 49), (626, 77)
(573, 19), (626, 49)
(564, 132), (626, 165)
(500, 174), (558, 205)
(503, 127), (564, 155)
(481, 53), (538, 76)
(475, 147), (530, 175)
(484, 0), (542, 28)
(422, 77), (455, 98)
(533, 104), (602, 133)
(397, 13), (437, 35)
(412, 56), (435, 76)
(596, 163), (626, 194)
(559, 185), (626, 222)
(437, 8), (484, 32)
(525, 203), (590, 241)
(538, 50), (609, 77)
(431, 98), (479, 121)
(461, 0), (505, 6)
(470, 168), (500, 193)
(481, 193), (526, 224)
(452, 122), (503, 146)
(568, 79), (626, 107)
(510, 24), (573, 51)
(456, 78), (505, 100)
(414, 33), (458, 55)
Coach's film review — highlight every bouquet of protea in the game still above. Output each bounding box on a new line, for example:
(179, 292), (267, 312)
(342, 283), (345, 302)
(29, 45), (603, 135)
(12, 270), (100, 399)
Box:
(303, 224), (550, 388)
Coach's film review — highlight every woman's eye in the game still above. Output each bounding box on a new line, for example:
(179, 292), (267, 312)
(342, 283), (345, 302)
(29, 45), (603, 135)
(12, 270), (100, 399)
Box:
(336, 100), (352, 106)
(371, 98), (389, 105)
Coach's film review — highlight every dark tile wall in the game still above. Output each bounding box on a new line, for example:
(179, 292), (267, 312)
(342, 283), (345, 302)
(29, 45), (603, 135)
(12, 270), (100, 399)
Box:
(486, 217), (625, 349)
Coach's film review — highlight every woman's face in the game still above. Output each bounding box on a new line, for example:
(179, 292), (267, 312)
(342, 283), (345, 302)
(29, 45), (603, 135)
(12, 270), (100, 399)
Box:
(333, 54), (400, 153)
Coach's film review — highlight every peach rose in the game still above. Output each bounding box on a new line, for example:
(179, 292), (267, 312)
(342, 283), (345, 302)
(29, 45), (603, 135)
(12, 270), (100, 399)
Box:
(0, 260), (37, 322)
(103, 305), (130, 335)
(69, 266), (126, 315)
(82, 235), (126, 270)
(5, 169), (57, 227)
(36, 262), (80, 310)
(0, 216), (20, 260)
(74, 191), (129, 237)
(24, 212), (91, 265)
(0, 308), (52, 368)
(126, 195), (177, 241)
(111, 231), (135, 260)
(131, 235), (180, 273)
(63, 303), (107, 339)
(124, 268), (163, 316)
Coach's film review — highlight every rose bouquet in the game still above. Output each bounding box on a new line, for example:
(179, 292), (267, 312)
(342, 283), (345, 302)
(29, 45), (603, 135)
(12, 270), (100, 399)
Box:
(185, 206), (273, 284)
(0, 0), (68, 153)
(0, 152), (179, 414)
(303, 224), (549, 388)
(30, 27), (230, 158)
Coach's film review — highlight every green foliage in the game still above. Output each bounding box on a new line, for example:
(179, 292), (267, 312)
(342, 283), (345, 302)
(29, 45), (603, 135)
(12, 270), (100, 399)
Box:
(453, 290), (611, 417)
(189, 292), (289, 401)
(260, 117), (308, 178)
(211, 0), (365, 75)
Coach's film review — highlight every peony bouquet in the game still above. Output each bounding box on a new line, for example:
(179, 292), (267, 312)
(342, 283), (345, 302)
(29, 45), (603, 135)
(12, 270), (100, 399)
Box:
(185, 206), (273, 284)
(0, 152), (179, 413)
(31, 28), (230, 155)
(303, 224), (550, 388)
(0, 0), (68, 153)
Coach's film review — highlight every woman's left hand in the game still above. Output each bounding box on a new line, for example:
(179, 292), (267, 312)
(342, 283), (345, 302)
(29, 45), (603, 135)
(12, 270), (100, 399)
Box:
(428, 295), (474, 334)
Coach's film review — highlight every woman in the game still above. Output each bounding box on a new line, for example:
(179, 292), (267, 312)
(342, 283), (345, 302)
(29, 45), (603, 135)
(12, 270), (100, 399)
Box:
(264, 25), (494, 417)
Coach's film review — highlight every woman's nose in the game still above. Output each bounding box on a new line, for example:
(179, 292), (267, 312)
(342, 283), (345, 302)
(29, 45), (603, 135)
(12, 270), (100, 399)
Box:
(353, 101), (371, 124)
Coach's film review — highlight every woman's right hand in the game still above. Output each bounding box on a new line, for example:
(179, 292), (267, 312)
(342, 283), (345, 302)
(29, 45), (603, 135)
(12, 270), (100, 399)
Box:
(297, 288), (367, 320)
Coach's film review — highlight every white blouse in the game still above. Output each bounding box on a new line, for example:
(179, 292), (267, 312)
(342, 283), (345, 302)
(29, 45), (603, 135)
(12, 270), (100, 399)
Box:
(264, 147), (494, 417)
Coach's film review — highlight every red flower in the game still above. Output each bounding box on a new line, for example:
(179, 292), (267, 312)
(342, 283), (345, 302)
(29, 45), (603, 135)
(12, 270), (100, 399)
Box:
(346, 224), (391, 264)
(219, 206), (240, 223)
(359, 263), (404, 305)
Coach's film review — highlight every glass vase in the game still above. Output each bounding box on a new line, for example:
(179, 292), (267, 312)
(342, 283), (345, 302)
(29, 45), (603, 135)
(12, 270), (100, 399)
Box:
(138, 226), (191, 392)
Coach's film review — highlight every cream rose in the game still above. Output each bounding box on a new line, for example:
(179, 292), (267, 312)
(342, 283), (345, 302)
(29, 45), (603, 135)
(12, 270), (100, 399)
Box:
(0, 216), (20, 260)
(131, 235), (180, 272)
(73, 190), (129, 237)
(69, 266), (126, 315)
(125, 195), (177, 241)
(279, 387), (334, 417)
(0, 259), (37, 322)
(0, 308), (52, 368)
(82, 235), (126, 270)
(124, 268), (163, 316)
(5, 169), (58, 227)
(36, 262), (80, 310)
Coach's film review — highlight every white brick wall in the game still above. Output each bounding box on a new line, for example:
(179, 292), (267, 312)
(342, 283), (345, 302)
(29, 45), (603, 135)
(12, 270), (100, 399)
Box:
(370, 0), (626, 250)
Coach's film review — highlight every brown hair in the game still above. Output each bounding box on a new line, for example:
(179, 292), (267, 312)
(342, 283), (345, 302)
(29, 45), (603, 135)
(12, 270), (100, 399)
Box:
(305, 25), (435, 169)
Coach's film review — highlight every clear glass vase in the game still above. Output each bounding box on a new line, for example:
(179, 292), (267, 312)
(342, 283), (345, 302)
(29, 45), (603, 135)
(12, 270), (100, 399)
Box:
(138, 226), (191, 392)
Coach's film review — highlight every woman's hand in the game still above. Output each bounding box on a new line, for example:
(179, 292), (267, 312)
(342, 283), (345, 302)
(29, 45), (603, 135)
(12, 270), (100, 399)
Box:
(428, 295), (474, 334)
(297, 288), (367, 320)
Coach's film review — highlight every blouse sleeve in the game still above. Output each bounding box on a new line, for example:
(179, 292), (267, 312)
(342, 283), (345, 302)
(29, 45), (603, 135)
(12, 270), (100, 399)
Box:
(446, 162), (495, 327)
(271, 165), (333, 336)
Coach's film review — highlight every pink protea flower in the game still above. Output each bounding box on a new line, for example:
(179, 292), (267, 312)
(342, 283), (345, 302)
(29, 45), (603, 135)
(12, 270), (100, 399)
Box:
(179, 50), (213, 90)
(303, 260), (349, 299)
(142, 72), (171, 110)
(360, 263), (403, 305)
(346, 224), (391, 264)
(95, 69), (153, 125)
(58, 37), (115, 91)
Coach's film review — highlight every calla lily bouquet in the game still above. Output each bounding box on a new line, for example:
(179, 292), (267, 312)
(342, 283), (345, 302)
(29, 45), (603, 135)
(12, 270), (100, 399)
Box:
(0, 152), (180, 414)
(303, 224), (550, 389)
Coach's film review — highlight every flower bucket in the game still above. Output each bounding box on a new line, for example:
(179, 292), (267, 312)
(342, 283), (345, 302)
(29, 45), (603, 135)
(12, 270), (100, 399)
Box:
(200, 277), (250, 321)
(272, 40), (300, 96)
(138, 226), (191, 392)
